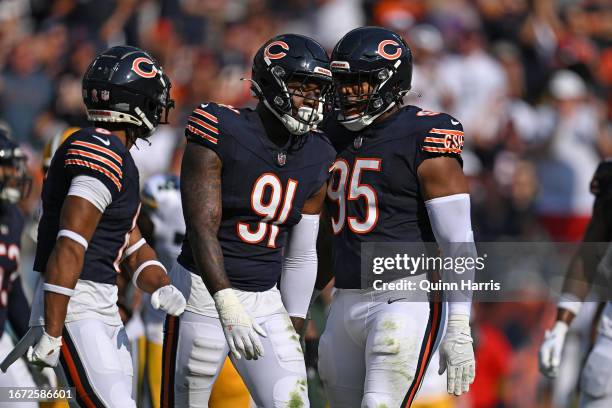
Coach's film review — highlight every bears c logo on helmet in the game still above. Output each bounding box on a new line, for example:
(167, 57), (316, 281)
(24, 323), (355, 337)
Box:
(264, 41), (289, 60)
(377, 40), (402, 60)
(132, 57), (158, 79)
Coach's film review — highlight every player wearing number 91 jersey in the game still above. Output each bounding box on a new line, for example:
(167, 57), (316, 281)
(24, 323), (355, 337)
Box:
(318, 27), (477, 408)
(163, 34), (334, 408)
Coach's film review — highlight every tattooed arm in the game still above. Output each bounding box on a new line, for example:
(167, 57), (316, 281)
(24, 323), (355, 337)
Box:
(180, 142), (266, 360)
(180, 142), (229, 294)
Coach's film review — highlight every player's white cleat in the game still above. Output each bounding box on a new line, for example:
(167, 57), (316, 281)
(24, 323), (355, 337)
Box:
(438, 314), (476, 396)
(213, 288), (267, 360)
(538, 321), (568, 378)
(151, 285), (187, 316)
(27, 330), (62, 369)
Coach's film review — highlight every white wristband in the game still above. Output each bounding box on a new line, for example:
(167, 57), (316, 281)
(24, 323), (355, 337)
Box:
(558, 292), (582, 316)
(132, 260), (166, 289)
(43, 283), (75, 297)
(449, 301), (472, 319)
(57, 229), (88, 249)
(213, 288), (241, 309)
(123, 238), (146, 260)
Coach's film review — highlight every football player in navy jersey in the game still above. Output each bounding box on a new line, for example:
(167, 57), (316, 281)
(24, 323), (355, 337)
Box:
(23, 46), (186, 408)
(317, 27), (477, 407)
(162, 34), (335, 407)
(539, 161), (612, 407)
(0, 127), (37, 404)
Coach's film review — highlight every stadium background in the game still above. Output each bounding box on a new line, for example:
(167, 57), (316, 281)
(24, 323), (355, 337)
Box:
(0, 0), (610, 407)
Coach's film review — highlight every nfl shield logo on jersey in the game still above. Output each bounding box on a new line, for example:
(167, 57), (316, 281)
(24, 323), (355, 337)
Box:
(277, 151), (287, 166)
(353, 136), (363, 149)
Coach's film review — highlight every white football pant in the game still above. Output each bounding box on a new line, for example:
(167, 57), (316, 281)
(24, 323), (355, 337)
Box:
(579, 303), (612, 408)
(56, 319), (134, 408)
(29, 277), (134, 408)
(161, 262), (308, 407)
(318, 284), (446, 408)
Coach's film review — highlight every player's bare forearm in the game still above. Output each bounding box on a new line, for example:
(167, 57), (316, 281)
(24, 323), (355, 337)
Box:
(417, 156), (469, 200)
(181, 143), (230, 294)
(558, 196), (610, 324)
(130, 247), (171, 293)
(556, 255), (588, 325)
(303, 182), (327, 215)
(137, 210), (155, 246)
(122, 227), (171, 293)
(44, 239), (84, 337)
(44, 196), (102, 337)
(290, 316), (306, 337)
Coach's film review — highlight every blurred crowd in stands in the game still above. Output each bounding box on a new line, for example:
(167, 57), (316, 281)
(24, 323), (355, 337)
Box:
(1, 1), (610, 407)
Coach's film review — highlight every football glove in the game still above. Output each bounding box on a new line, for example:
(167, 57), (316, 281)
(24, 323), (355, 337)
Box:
(213, 288), (267, 360)
(27, 330), (62, 369)
(439, 314), (476, 396)
(538, 321), (568, 378)
(151, 285), (186, 316)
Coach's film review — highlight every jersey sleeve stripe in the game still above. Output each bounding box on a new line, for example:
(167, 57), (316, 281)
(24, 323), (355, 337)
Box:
(188, 115), (219, 135)
(66, 149), (123, 178)
(71, 141), (123, 165)
(194, 108), (218, 123)
(424, 137), (446, 144)
(65, 159), (122, 191)
(186, 125), (218, 145)
(422, 146), (462, 154)
(429, 128), (464, 136)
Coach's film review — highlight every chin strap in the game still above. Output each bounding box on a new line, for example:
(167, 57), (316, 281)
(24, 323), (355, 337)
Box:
(339, 101), (397, 132)
(249, 77), (324, 135)
(262, 100), (322, 135)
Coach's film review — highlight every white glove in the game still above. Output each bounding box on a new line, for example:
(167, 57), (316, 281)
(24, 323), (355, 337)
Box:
(439, 314), (476, 396)
(27, 330), (62, 369)
(213, 288), (267, 360)
(539, 321), (568, 378)
(151, 285), (186, 316)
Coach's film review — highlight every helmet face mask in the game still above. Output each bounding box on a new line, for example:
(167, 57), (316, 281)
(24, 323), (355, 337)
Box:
(251, 34), (332, 135)
(283, 73), (332, 129)
(331, 27), (413, 131)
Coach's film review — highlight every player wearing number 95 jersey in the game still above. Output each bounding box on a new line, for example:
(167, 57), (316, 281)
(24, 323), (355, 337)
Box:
(318, 27), (477, 408)
(162, 34), (334, 408)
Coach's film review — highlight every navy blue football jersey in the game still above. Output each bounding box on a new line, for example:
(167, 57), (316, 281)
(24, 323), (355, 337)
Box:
(178, 103), (335, 291)
(0, 203), (28, 338)
(34, 127), (141, 284)
(323, 106), (465, 288)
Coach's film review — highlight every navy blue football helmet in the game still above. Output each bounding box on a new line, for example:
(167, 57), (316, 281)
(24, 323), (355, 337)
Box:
(331, 26), (413, 131)
(251, 34), (333, 135)
(82, 46), (174, 139)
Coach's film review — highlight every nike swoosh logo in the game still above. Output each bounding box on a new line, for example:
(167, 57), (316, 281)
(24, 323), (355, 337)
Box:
(451, 119), (460, 125)
(92, 135), (110, 146)
(387, 297), (406, 304)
